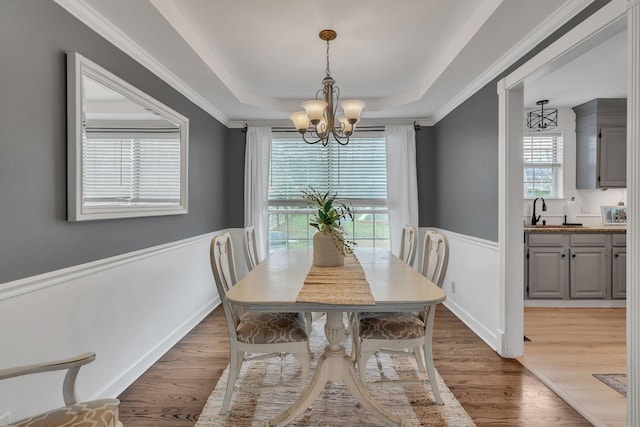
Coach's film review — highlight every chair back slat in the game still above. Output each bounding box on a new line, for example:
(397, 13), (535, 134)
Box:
(210, 233), (242, 336)
(243, 225), (259, 270)
(420, 230), (449, 288)
(398, 225), (417, 266)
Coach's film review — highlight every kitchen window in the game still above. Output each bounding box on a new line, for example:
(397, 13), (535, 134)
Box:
(268, 134), (389, 252)
(523, 133), (563, 199)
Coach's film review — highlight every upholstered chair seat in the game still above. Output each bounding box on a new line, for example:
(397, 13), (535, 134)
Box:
(357, 312), (425, 341)
(12, 399), (121, 427)
(237, 312), (308, 344)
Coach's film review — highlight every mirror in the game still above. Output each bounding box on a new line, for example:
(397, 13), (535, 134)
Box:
(66, 52), (188, 221)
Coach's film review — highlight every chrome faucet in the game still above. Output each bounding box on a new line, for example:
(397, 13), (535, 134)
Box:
(531, 197), (547, 226)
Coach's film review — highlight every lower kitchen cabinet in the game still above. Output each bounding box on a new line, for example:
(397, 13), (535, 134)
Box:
(528, 247), (567, 298)
(525, 231), (626, 300)
(612, 247), (627, 299)
(570, 247), (608, 298)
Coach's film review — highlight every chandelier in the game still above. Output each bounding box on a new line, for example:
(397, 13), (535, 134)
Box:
(527, 99), (558, 131)
(289, 29), (366, 146)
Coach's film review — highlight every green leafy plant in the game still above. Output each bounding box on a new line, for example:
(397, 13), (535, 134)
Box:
(302, 186), (356, 256)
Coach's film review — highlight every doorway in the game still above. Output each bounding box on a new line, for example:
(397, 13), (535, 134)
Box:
(497, 1), (638, 425)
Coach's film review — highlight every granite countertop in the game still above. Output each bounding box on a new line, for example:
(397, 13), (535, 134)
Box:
(524, 225), (626, 233)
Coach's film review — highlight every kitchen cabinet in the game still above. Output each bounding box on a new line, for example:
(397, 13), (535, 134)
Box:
(525, 230), (625, 300)
(573, 98), (626, 189)
(611, 234), (627, 299)
(526, 234), (568, 299)
(568, 234), (608, 298)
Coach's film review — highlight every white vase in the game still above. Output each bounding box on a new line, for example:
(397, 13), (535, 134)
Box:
(313, 230), (345, 267)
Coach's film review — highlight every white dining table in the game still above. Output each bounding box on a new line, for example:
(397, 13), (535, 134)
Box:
(225, 247), (446, 427)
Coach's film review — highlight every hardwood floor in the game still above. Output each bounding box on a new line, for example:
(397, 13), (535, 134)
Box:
(520, 307), (626, 427)
(118, 305), (589, 426)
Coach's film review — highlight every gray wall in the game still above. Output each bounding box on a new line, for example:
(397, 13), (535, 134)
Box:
(428, 84), (499, 241)
(0, 1), (229, 283)
(416, 126), (436, 226)
(423, 0), (611, 242)
(225, 129), (247, 227)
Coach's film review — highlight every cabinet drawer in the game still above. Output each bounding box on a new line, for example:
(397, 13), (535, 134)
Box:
(528, 234), (565, 247)
(612, 234), (627, 247)
(570, 234), (607, 247)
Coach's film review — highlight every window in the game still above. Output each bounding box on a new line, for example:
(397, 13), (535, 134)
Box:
(523, 133), (563, 199)
(268, 135), (389, 252)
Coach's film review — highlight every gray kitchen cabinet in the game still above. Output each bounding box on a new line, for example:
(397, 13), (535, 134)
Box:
(525, 231), (625, 300)
(568, 233), (609, 299)
(572, 98), (627, 189)
(612, 233), (627, 299)
(569, 247), (608, 298)
(528, 247), (568, 298)
(526, 234), (568, 299)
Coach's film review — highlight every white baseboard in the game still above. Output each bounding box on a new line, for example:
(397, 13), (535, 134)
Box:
(525, 299), (626, 307)
(443, 298), (499, 351)
(98, 297), (220, 399)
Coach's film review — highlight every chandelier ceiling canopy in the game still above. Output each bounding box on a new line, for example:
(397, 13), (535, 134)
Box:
(289, 29), (365, 146)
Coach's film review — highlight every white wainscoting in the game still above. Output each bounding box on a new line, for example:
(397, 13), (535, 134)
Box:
(418, 228), (501, 351)
(0, 230), (238, 424)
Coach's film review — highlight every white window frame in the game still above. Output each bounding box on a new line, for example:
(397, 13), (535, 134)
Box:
(523, 132), (563, 199)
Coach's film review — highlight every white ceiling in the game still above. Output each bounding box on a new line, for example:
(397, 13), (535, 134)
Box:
(56, 0), (626, 127)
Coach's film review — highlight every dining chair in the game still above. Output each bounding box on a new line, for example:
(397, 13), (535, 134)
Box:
(210, 232), (311, 414)
(0, 352), (123, 427)
(352, 229), (449, 404)
(398, 225), (418, 267)
(243, 225), (260, 271)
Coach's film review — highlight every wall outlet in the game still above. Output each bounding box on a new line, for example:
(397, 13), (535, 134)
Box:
(451, 281), (456, 294)
(0, 411), (11, 426)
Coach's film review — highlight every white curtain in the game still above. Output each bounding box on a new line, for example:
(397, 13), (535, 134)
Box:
(385, 125), (419, 256)
(244, 126), (271, 260)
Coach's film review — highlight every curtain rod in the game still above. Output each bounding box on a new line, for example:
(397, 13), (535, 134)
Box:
(242, 122), (421, 132)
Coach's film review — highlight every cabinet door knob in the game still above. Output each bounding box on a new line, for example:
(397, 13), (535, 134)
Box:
(561, 254), (566, 258)
(572, 254), (576, 258)
(615, 253), (619, 258)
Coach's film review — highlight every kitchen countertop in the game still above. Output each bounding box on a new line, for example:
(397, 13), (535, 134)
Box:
(524, 225), (626, 233)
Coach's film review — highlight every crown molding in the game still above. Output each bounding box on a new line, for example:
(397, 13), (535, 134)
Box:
(431, 0), (594, 125)
(53, 0), (231, 127)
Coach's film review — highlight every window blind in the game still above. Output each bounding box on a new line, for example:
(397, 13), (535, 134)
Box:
(523, 134), (562, 166)
(82, 132), (181, 205)
(269, 136), (387, 205)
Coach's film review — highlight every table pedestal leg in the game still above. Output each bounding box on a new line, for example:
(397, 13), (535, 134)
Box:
(267, 311), (406, 427)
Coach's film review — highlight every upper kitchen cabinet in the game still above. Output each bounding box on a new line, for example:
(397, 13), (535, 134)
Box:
(573, 98), (627, 188)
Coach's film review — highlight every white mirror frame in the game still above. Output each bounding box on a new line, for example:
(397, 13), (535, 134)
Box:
(66, 52), (189, 221)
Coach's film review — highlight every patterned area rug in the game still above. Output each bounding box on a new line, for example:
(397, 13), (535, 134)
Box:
(593, 373), (627, 396)
(196, 320), (476, 426)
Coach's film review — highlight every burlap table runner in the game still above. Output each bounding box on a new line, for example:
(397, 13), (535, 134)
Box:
(296, 256), (376, 305)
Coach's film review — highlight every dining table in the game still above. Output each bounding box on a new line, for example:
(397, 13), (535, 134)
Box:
(225, 246), (446, 427)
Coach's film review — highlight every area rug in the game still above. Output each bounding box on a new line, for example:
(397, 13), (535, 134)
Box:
(196, 320), (476, 426)
(593, 373), (627, 396)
